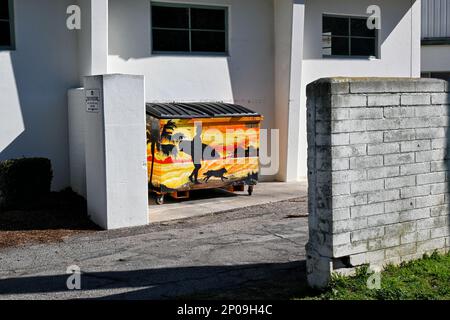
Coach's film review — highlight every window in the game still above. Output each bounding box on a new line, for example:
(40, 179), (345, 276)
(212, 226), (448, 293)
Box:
(0, 0), (14, 50)
(151, 3), (228, 54)
(322, 15), (377, 58)
(421, 72), (450, 81)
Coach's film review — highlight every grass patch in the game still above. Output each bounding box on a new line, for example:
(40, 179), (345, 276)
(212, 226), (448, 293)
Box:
(308, 251), (450, 300)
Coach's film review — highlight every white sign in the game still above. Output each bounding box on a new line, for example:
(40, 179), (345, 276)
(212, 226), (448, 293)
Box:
(86, 89), (101, 113)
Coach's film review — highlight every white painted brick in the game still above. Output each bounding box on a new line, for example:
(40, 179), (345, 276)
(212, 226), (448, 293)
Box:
(417, 238), (446, 253)
(333, 217), (368, 233)
(333, 194), (367, 209)
(417, 216), (448, 230)
(332, 158), (350, 171)
(400, 94), (431, 106)
(384, 153), (415, 166)
(415, 149), (446, 162)
(350, 250), (385, 266)
(368, 236), (401, 250)
(368, 94), (400, 107)
(430, 161), (447, 172)
(351, 179), (385, 194)
(385, 243), (417, 258)
(384, 129), (415, 142)
(349, 108), (383, 120)
(331, 108), (350, 120)
(430, 205), (449, 217)
(385, 222), (416, 236)
(368, 213), (400, 227)
(430, 227), (450, 239)
(384, 107), (415, 118)
(352, 227), (385, 242)
(415, 105), (449, 117)
(400, 233), (418, 245)
(415, 128), (446, 139)
(333, 233), (351, 246)
(350, 131), (383, 144)
(385, 199), (415, 213)
(351, 203), (385, 218)
(332, 120), (366, 133)
(400, 208), (430, 222)
(400, 163), (430, 175)
(415, 194), (445, 208)
(333, 241), (368, 257)
(332, 183), (350, 196)
(368, 143), (400, 155)
(367, 119), (401, 131)
(332, 94), (367, 108)
(368, 190), (400, 204)
(400, 140), (431, 152)
(400, 185), (431, 199)
(332, 145), (366, 158)
(332, 170), (366, 183)
(431, 93), (449, 105)
(367, 166), (400, 180)
(431, 139), (447, 150)
(331, 133), (350, 146)
(385, 175), (416, 189)
(350, 156), (383, 170)
(416, 172), (446, 185)
(333, 208), (351, 221)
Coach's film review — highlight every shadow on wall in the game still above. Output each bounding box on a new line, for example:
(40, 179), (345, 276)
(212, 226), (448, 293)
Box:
(0, 261), (307, 299)
(445, 80), (450, 243)
(0, 0), (79, 190)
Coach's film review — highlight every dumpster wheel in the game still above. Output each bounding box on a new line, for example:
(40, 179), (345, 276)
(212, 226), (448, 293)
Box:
(156, 194), (165, 205)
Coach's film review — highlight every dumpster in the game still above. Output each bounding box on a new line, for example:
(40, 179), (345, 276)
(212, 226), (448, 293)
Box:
(146, 102), (263, 204)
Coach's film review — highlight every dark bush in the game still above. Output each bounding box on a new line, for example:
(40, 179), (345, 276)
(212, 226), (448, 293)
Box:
(0, 158), (53, 209)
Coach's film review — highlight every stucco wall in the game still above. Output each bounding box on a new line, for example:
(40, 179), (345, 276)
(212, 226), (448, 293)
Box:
(108, 0), (275, 129)
(0, 0), (79, 189)
(306, 77), (450, 288)
(299, 0), (422, 180)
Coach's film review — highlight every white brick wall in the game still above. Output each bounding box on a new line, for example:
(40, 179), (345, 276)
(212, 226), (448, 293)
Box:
(306, 78), (450, 288)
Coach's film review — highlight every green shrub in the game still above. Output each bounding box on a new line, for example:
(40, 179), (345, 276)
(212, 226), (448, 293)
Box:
(0, 158), (53, 209)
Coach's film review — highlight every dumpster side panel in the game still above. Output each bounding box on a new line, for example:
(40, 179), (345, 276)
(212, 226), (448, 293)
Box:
(147, 117), (261, 193)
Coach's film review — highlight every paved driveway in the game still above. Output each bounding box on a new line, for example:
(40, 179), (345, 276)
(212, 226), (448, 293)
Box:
(0, 197), (308, 300)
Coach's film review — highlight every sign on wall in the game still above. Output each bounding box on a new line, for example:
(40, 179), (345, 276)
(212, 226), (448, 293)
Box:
(86, 89), (101, 113)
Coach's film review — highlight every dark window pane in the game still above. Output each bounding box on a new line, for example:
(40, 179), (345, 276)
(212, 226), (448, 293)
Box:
(191, 8), (225, 30)
(323, 16), (349, 36)
(351, 37), (376, 56)
(350, 18), (376, 37)
(0, 21), (11, 46)
(152, 5), (189, 29)
(153, 29), (189, 52)
(191, 31), (226, 52)
(0, 0), (9, 20)
(430, 72), (450, 81)
(330, 37), (349, 56)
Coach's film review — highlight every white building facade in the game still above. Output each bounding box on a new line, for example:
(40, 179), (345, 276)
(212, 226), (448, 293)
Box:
(421, 0), (450, 79)
(1, 0), (421, 191)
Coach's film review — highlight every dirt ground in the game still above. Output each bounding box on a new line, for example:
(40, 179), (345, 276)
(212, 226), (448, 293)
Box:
(0, 191), (99, 249)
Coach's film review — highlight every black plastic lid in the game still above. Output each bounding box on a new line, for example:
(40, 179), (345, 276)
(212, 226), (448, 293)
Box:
(146, 102), (261, 119)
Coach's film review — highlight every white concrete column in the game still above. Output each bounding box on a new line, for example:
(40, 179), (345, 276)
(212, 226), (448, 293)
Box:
(274, 0), (305, 182)
(78, 0), (108, 80)
(83, 74), (148, 230)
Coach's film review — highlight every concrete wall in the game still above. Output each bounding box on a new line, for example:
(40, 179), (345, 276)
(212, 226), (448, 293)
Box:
(0, 0), (79, 189)
(84, 74), (149, 230)
(306, 77), (450, 288)
(299, 0), (422, 180)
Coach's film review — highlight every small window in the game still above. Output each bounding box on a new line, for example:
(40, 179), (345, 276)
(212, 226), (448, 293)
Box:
(322, 15), (377, 58)
(421, 72), (450, 81)
(0, 0), (14, 50)
(151, 3), (228, 54)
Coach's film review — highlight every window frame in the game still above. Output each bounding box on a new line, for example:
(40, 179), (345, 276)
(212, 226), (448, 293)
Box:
(322, 14), (379, 59)
(150, 2), (229, 56)
(0, 0), (15, 51)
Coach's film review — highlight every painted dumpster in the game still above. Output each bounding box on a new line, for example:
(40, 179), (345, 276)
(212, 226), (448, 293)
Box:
(146, 103), (263, 204)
